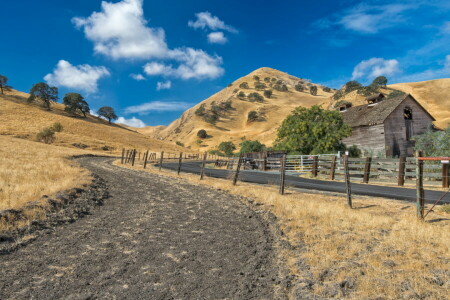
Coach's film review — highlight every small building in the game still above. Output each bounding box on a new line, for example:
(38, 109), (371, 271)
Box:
(341, 93), (435, 157)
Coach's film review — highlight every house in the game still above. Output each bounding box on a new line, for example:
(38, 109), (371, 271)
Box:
(341, 93), (435, 157)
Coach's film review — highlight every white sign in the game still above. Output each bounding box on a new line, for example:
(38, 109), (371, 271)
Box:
(442, 160), (449, 164)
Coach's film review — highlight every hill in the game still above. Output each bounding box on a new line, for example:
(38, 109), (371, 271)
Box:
(0, 89), (187, 154)
(138, 67), (334, 150)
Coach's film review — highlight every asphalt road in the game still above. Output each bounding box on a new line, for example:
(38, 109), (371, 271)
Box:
(160, 161), (450, 205)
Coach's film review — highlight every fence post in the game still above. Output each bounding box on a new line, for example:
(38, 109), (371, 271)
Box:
(200, 152), (207, 180)
(159, 151), (164, 171)
(398, 156), (406, 186)
(442, 162), (449, 188)
(330, 156), (336, 180)
(279, 154), (286, 195)
(143, 151), (149, 169)
(232, 154), (243, 186)
(121, 148), (125, 164)
(312, 156), (318, 177)
(131, 149), (136, 166)
(177, 152), (183, 175)
(125, 150), (130, 163)
(415, 151), (424, 219)
(343, 155), (352, 208)
(363, 157), (372, 184)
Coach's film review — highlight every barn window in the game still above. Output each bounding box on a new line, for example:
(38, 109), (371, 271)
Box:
(404, 107), (413, 140)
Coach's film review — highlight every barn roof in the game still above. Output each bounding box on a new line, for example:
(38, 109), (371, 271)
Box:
(365, 93), (385, 101)
(341, 94), (434, 127)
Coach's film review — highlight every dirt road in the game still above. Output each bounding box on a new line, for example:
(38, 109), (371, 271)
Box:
(0, 157), (283, 299)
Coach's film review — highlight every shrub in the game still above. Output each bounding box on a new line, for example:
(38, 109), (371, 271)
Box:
(310, 86), (318, 96)
(51, 122), (63, 132)
(333, 90), (344, 100)
(218, 141), (236, 156)
(247, 111), (259, 122)
(239, 140), (266, 153)
(277, 80), (283, 85)
(294, 84), (305, 92)
(210, 101), (221, 115)
(253, 75), (260, 81)
(271, 78), (277, 82)
(239, 82), (249, 89)
(254, 82), (266, 90)
(237, 91), (246, 99)
(248, 92), (264, 102)
(412, 126), (450, 156)
(263, 90), (272, 98)
(222, 100), (232, 110)
(323, 87), (332, 92)
(203, 113), (218, 124)
(36, 127), (55, 144)
(197, 129), (207, 138)
(195, 104), (206, 116)
(196, 140), (203, 145)
(176, 141), (184, 147)
(387, 89), (406, 99)
(344, 80), (363, 93)
(347, 145), (361, 158)
(233, 88), (239, 93)
(273, 84), (288, 92)
(264, 77), (271, 83)
(101, 145), (113, 151)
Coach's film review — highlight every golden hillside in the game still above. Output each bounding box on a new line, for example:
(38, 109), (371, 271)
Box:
(0, 89), (187, 154)
(328, 79), (450, 128)
(138, 67), (334, 150)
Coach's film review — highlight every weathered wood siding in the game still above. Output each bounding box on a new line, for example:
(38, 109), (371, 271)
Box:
(342, 124), (386, 157)
(383, 95), (434, 157)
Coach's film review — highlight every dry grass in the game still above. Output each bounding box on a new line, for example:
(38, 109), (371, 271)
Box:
(116, 159), (450, 299)
(0, 135), (91, 211)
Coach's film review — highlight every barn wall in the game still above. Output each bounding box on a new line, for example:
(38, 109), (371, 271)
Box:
(384, 96), (434, 157)
(342, 124), (386, 157)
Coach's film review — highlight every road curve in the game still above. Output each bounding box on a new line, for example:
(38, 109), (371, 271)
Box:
(160, 161), (450, 205)
(0, 157), (282, 300)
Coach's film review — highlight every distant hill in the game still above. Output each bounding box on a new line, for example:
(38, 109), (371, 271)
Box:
(0, 89), (186, 153)
(138, 67), (334, 150)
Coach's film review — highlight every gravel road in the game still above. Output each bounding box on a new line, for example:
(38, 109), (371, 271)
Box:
(0, 157), (285, 299)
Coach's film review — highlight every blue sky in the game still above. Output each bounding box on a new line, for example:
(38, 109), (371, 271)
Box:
(1, 0), (449, 127)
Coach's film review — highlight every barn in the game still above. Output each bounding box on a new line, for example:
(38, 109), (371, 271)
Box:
(341, 93), (435, 157)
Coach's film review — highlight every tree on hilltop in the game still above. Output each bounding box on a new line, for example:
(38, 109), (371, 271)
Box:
(310, 86), (318, 96)
(63, 93), (90, 117)
(0, 75), (12, 94)
(28, 82), (58, 110)
(97, 106), (118, 124)
(372, 76), (388, 87)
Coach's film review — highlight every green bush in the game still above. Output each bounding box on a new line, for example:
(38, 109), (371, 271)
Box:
(51, 122), (63, 132)
(271, 78), (277, 82)
(273, 84), (288, 92)
(264, 77), (271, 83)
(254, 82), (266, 90)
(323, 87), (332, 92)
(237, 91), (246, 99)
(333, 90), (344, 100)
(239, 82), (249, 89)
(347, 145), (362, 158)
(218, 141), (236, 156)
(196, 140), (203, 145)
(247, 111), (259, 122)
(195, 104), (206, 116)
(413, 126), (450, 156)
(295, 84), (305, 92)
(263, 90), (272, 98)
(277, 79), (283, 85)
(387, 89), (406, 99)
(248, 92), (264, 102)
(197, 129), (207, 138)
(253, 75), (260, 81)
(176, 141), (184, 147)
(203, 113), (218, 124)
(310, 86), (318, 96)
(344, 80), (363, 93)
(239, 140), (266, 153)
(36, 127), (55, 144)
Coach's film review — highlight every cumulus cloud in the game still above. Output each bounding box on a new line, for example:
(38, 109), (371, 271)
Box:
(72, 0), (168, 60)
(44, 60), (110, 93)
(143, 49), (224, 80)
(207, 32), (227, 44)
(116, 116), (146, 128)
(188, 11), (237, 33)
(130, 73), (146, 80)
(124, 101), (192, 114)
(352, 57), (400, 81)
(156, 81), (171, 90)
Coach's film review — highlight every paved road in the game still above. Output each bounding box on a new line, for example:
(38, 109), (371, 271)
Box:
(0, 157), (282, 299)
(160, 161), (450, 205)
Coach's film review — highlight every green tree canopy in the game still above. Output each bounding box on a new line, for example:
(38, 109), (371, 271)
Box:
(263, 90), (272, 98)
(0, 75), (12, 94)
(218, 141), (236, 156)
(274, 105), (351, 154)
(239, 140), (266, 153)
(248, 92), (264, 102)
(97, 106), (118, 124)
(28, 82), (58, 110)
(239, 82), (249, 89)
(310, 86), (318, 96)
(63, 93), (90, 117)
(372, 76), (388, 87)
(247, 110), (259, 122)
(413, 126), (450, 156)
(344, 80), (363, 93)
(197, 129), (207, 138)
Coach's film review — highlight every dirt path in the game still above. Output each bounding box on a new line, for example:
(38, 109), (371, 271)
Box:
(0, 157), (283, 299)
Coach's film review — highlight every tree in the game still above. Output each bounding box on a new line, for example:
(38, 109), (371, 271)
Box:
(97, 106), (118, 124)
(274, 105), (351, 154)
(240, 140), (266, 153)
(387, 89), (406, 99)
(63, 93), (90, 117)
(294, 84), (305, 92)
(247, 110), (259, 122)
(239, 82), (249, 89)
(248, 92), (264, 102)
(254, 82), (266, 90)
(253, 75), (260, 81)
(237, 91), (246, 99)
(218, 141), (236, 156)
(344, 80), (363, 93)
(197, 129), (208, 138)
(264, 77), (271, 83)
(203, 113), (218, 124)
(323, 87), (332, 93)
(413, 126), (450, 156)
(310, 86), (318, 96)
(28, 82), (58, 110)
(0, 75), (12, 94)
(195, 104), (206, 116)
(347, 145), (361, 158)
(263, 90), (272, 98)
(273, 84), (288, 92)
(372, 76), (388, 87)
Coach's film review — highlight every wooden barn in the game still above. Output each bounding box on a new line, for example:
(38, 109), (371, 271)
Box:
(341, 93), (435, 157)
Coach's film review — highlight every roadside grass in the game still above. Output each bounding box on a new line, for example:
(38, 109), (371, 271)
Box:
(115, 159), (450, 299)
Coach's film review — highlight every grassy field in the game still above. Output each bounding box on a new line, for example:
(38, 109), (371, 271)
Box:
(116, 159), (450, 299)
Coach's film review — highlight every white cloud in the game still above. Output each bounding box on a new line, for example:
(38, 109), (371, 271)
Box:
(44, 60), (110, 93)
(116, 116), (146, 128)
(143, 48), (224, 80)
(89, 109), (99, 117)
(207, 32), (227, 44)
(395, 55), (450, 82)
(188, 12), (237, 33)
(124, 101), (192, 114)
(352, 57), (400, 81)
(156, 81), (171, 90)
(130, 73), (146, 80)
(72, 0), (168, 60)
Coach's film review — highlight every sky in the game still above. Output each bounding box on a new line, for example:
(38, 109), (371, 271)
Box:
(1, 0), (450, 127)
